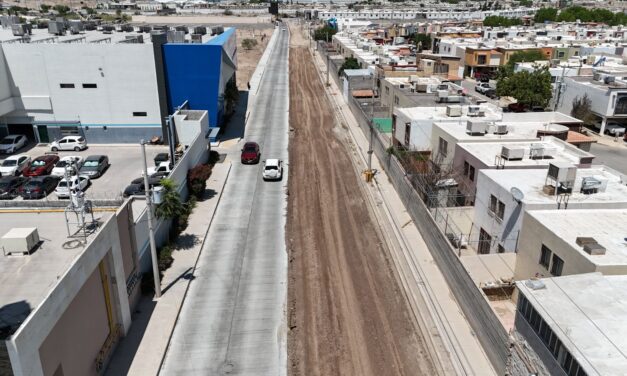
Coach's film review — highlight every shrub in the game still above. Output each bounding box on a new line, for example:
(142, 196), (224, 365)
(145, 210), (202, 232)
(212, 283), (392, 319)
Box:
(187, 164), (213, 200)
(241, 38), (258, 50)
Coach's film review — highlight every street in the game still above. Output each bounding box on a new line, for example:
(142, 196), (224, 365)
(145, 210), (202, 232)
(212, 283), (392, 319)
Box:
(461, 78), (499, 106)
(159, 27), (289, 375)
(590, 141), (627, 175)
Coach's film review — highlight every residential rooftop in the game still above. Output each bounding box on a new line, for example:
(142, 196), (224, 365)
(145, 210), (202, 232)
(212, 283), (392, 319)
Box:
(397, 104), (502, 122)
(435, 120), (553, 142)
(480, 166), (627, 206)
(0, 211), (112, 329)
(526, 209), (627, 268)
(517, 273), (627, 375)
(457, 137), (595, 168)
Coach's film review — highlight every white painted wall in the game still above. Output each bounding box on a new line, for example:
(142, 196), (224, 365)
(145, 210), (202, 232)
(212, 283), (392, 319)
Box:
(0, 43), (161, 127)
(0, 48), (15, 117)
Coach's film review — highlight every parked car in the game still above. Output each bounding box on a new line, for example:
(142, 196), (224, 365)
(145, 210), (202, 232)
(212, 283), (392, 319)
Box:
(51, 156), (84, 177)
(123, 173), (167, 197)
(23, 155), (60, 177)
(604, 122), (626, 137)
(507, 103), (527, 113)
(474, 82), (492, 95)
(0, 134), (28, 154)
(146, 161), (172, 176)
(154, 153), (169, 166)
(19, 176), (59, 199)
(49, 136), (88, 152)
(262, 159), (283, 181)
(484, 88), (498, 99)
(79, 155), (109, 178)
(531, 106), (546, 112)
(0, 155), (31, 177)
(0, 176), (27, 199)
(55, 175), (90, 198)
(241, 142), (261, 164)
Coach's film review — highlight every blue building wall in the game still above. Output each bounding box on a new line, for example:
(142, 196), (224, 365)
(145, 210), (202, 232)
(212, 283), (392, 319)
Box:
(162, 28), (236, 129)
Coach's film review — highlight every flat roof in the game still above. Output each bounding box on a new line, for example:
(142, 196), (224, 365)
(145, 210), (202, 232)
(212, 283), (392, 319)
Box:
(0, 211), (112, 329)
(435, 121), (544, 142)
(480, 166), (627, 206)
(397, 104), (502, 122)
(501, 111), (583, 125)
(517, 273), (627, 375)
(527, 209), (627, 267)
(0, 25), (232, 44)
(457, 137), (595, 168)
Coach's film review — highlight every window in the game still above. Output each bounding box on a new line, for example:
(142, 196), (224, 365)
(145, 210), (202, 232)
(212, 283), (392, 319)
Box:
(539, 245), (552, 268)
(489, 194), (498, 214)
(60, 83), (75, 88)
(394, 95), (399, 105)
(468, 165), (475, 181)
(438, 137), (448, 157)
(558, 51), (565, 58)
(404, 123), (411, 147)
(497, 201), (505, 220)
(614, 94), (627, 115)
(463, 161), (470, 177)
(478, 228), (491, 254)
(133, 112), (148, 117)
(477, 55), (487, 65)
(82, 83), (97, 89)
(551, 254), (564, 276)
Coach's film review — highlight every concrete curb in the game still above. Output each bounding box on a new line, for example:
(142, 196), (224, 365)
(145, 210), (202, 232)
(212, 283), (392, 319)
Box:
(245, 28), (280, 125)
(155, 161), (232, 374)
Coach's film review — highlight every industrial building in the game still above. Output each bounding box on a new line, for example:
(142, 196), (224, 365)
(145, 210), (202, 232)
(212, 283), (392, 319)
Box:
(0, 21), (236, 144)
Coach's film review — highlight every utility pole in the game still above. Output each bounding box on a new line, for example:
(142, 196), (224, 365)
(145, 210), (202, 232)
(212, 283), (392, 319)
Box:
(326, 54), (330, 86)
(554, 65), (566, 111)
(366, 70), (376, 178)
(141, 140), (162, 299)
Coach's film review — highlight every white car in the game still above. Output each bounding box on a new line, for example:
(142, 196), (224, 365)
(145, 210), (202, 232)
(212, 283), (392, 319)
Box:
(262, 159), (283, 181)
(55, 175), (90, 198)
(51, 156), (84, 177)
(146, 161), (172, 176)
(475, 82), (492, 95)
(50, 136), (88, 152)
(0, 155), (30, 176)
(0, 134), (28, 154)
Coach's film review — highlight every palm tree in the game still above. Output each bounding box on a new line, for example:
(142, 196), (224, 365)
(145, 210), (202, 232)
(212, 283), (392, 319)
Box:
(155, 179), (185, 220)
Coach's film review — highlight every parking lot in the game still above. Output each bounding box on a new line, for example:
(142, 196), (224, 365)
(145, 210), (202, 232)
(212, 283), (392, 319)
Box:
(0, 143), (169, 202)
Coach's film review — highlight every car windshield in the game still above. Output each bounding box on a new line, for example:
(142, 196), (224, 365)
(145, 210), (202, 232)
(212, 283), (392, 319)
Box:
(77, 137), (85, 142)
(58, 181), (69, 188)
(83, 161), (99, 168)
(244, 146), (257, 152)
(2, 160), (16, 167)
(0, 181), (9, 189)
(56, 160), (70, 168)
(32, 160), (45, 166)
(0, 139), (13, 145)
(265, 166), (278, 170)
(25, 181), (42, 187)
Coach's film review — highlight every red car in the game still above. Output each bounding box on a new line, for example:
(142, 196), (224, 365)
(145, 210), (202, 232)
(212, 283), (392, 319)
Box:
(240, 142), (261, 164)
(23, 155), (60, 177)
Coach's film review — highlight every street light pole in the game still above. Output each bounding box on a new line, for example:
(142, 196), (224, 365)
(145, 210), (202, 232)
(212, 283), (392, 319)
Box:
(326, 54), (330, 86)
(141, 140), (162, 299)
(367, 70), (376, 173)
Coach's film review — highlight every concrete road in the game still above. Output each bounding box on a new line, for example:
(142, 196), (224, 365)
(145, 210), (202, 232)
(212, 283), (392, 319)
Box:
(160, 27), (289, 375)
(461, 78), (498, 106)
(590, 142), (627, 175)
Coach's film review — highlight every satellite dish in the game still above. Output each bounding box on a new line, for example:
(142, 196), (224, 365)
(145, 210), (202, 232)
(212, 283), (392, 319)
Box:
(511, 187), (525, 203)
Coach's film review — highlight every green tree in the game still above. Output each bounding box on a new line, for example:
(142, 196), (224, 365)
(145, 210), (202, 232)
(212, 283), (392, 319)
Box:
(412, 33), (431, 51)
(496, 67), (552, 108)
(241, 38), (258, 50)
(40, 4), (51, 13)
(517, 0), (532, 6)
(534, 7), (557, 23)
(313, 25), (336, 41)
(338, 57), (360, 75)
(497, 49), (547, 79)
(224, 78), (239, 115)
(483, 16), (522, 27)
(571, 94), (595, 126)
(155, 179), (186, 220)
(53, 5), (71, 16)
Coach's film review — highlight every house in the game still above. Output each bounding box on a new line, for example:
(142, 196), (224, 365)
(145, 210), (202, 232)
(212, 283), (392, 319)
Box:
(471, 165), (627, 254)
(515, 209), (627, 280)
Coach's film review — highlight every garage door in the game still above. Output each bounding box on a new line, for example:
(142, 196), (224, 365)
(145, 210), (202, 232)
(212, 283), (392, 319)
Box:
(7, 124), (35, 141)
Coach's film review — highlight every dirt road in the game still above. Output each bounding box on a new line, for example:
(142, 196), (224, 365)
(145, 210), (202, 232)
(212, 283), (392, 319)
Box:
(286, 35), (438, 376)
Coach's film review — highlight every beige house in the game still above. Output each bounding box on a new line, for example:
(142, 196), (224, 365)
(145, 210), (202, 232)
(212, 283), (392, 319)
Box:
(515, 209), (627, 280)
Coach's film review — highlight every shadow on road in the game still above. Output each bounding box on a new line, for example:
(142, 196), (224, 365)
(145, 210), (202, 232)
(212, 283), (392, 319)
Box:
(219, 90), (249, 144)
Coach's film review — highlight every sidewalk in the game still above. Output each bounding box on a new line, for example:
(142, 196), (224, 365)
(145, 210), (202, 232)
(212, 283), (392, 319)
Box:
(105, 161), (232, 376)
(310, 48), (497, 375)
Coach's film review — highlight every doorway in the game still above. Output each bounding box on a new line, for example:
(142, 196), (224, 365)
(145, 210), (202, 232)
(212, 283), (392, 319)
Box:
(37, 125), (50, 143)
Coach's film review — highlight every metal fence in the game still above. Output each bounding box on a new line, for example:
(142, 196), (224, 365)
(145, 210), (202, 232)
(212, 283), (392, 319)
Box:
(318, 42), (510, 374)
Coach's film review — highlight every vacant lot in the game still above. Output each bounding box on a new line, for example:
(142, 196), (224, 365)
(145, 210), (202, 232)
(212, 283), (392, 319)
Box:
(236, 27), (274, 90)
(286, 27), (438, 376)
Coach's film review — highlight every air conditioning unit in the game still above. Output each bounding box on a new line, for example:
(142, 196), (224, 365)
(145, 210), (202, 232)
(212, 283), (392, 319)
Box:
(467, 105), (484, 117)
(446, 105), (462, 117)
(530, 143), (546, 159)
(193, 26), (207, 35)
(1, 228), (40, 256)
(191, 34), (203, 43)
(501, 146), (524, 160)
(11, 23), (31, 36)
(466, 120), (488, 135)
(48, 21), (65, 36)
(548, 162), (577, 182)
(68, 20), (84, 34)
(494, 124), (508, 135)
